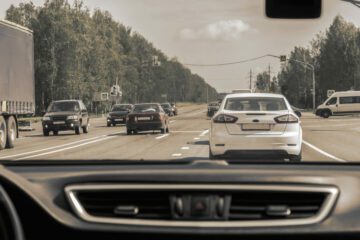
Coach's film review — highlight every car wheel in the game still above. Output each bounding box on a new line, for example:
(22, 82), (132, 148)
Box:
(43, 129), (49, 137)
(5, 116), (16, 149)
(209, 148), (218, 160)
(0, 116), (7, 150)
(107, 122), (111, 127)
(126, 129), (132, 135)
(289, 152), (302, 162)
(166, 125), (170, 133)
(75, 126), (81, 135)
(53, 130), (59, 136)
(321, 110), (331, 118)
(112, 123), (116, 127)
(82, 122), (89, 134)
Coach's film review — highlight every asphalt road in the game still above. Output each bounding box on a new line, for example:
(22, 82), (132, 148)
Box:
(0, 104), (359, 163)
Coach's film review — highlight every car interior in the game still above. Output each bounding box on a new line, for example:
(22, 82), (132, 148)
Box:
(2, 0), (360, 240)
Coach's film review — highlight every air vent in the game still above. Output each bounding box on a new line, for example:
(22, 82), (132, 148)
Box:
(76, 190), (172, 220)
(229, 191), (325, 220)
(65, 184), (338, 228)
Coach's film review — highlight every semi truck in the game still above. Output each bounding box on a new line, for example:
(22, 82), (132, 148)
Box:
(0, 20), (35, 150)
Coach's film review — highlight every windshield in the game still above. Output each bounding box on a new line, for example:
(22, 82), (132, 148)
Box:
(225, 98), (287, 111)
(47, 102), (80, 112)
(112, 105), (131, 112)
(0, 0), (359, 164)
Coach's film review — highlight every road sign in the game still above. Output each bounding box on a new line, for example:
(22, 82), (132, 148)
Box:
(327, 90), (335, 98)
(110, 85), (121, 97)
(280, 55), (287, 62)
(101, 92), (109, 101)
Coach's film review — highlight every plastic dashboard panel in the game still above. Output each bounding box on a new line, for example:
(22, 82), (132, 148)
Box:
(1, 161), (360, 238)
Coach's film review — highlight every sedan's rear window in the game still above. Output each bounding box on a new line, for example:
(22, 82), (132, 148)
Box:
(133, 104), (160, 113)
(225, 98), (287, 111)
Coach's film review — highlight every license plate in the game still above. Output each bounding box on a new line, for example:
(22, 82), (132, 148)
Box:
(138, 117), (151, 121)
(53, 121), (65, 125)
(242, 124), (270, 131)
(115, 119), (124, 122)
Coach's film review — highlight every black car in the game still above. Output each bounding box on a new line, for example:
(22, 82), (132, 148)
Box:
(42, 100), (89, 136)
(207, 101), (220, 117)
(161, 103), (174, 116)
(107, 104), (133, 127)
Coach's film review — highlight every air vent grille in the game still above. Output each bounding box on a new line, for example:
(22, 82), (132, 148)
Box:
(77, 190), (172, 219)
(229, 191), (326, 220)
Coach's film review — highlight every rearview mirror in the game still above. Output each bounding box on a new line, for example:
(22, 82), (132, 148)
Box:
(266, 0), (322, 19)
(294, 110), (302, 118)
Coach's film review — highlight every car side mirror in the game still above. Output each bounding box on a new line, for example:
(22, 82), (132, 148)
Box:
(294, 110), (302, 118)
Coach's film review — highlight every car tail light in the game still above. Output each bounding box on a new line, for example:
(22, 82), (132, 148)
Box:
(274, 114), (299, 124)
(213, 114), (238, 124)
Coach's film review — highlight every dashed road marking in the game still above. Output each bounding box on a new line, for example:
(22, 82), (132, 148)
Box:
(200, 129), (209, 137)
(172, 153), (182, 157)
(155, 134), (169, 140)
(194, 137), (200, 140)
(303, 140), (346, 163)
(181, 146), (190, 150)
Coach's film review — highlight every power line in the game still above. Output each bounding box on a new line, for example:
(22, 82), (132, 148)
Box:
(183, 55), (269, 67)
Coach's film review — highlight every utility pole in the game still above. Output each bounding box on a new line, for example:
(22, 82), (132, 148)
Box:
(268, 64), (271, 92)
(249, 69), (253, 91)
(206, 85), (209, 104)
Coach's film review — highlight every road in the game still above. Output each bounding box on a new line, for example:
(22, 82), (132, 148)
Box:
(0, 104), (358, 162)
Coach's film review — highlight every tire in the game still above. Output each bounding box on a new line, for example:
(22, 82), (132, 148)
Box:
(107, 122), (111, 127)
(53, 130), (59, 136)
(0, 116), (7, 150)
(5, 116), (16, 149)
(75, 126), (81, 135)
(43, 129), (49, 137)
(160, 127), (165, 134)
(166, 125), (170, 133)
(289, 152), (302, 162)
(82, 122), (89, 134)
(209, 148), (218, 160)
(321, 110), (331, 118)
(112, 123), (116, 127)
(126, 129), (132, 135)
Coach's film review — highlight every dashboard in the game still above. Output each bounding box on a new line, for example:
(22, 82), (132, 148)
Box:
(1, 160), (360, 239)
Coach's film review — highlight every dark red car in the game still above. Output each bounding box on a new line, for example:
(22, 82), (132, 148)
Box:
(126, 103), (169, 135)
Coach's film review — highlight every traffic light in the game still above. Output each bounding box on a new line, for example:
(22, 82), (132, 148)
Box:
(280, 55), (287, 62)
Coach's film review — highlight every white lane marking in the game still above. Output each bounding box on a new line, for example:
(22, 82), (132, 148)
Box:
(155, 134), (169, 140)
(18, 136), (116, 160)
(181, 146), (190, 150)
(171, 131), (203, 133)
(0, 131), (124, 160)
(194, 137), (200, 140)
(172, 153), (182, 157)
(200, 129), (209, 137)
(303, 140), (346, 163)
(0, 135), (105, 160)
(169, 120), (177, 124)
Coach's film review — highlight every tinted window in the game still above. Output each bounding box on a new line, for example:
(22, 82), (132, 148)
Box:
(47, 102), (80, 112)
(225, 98), (287, 111)
(133, 104), (160, 113)
(326, 97), (337, 105)
(340, 97), (357, 104)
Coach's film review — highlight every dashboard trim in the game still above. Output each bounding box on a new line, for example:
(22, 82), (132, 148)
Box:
(65, 184), (339, 228)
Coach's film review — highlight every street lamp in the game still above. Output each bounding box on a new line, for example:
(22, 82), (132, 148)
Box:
(268, 54), (316, 111)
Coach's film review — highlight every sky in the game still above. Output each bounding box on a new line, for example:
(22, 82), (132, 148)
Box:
(1, 0), (360, 92)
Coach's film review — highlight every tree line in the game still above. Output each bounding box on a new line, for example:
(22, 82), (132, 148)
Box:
(254, 15), (360, 109)
(5, 0), (218, 113)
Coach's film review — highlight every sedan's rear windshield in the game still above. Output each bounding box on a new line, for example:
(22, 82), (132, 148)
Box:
(47, 102), (80, 112)
(112, 105), (131, 111)
(225, 98), (287, 111)
(133, 104), (160, 113)
(161, 104), (171, 109)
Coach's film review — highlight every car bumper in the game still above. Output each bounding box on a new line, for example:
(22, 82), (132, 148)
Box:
(210, 125), (302, 156)
(127, 121), (164, 131)
(107, 117), (126, 123)
(42, 120), (80, 131)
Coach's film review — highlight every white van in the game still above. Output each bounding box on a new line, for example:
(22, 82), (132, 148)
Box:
(315, 91), (360, 118)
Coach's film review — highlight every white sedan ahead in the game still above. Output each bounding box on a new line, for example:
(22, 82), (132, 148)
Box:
(209, 93), (302, 161)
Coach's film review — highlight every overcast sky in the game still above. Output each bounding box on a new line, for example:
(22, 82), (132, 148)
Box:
(1, 0), (360, 92)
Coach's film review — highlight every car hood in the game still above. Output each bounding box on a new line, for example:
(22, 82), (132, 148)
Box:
(45, 111), (79, 117)
(110, 111), (129, 116)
